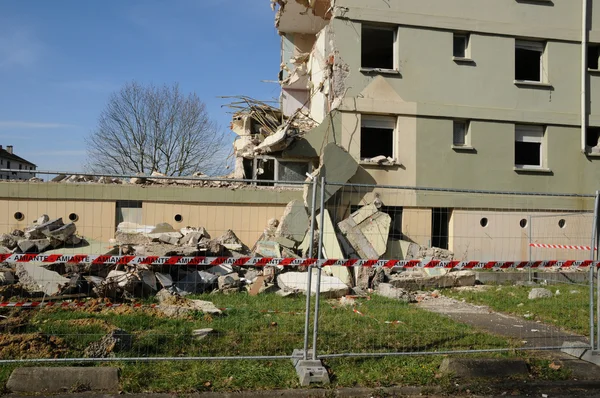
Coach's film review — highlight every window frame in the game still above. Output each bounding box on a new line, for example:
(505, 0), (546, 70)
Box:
(453, 33), (472, 60)
(360, 24), (399, 73)
(515, 124), (545, 169)
(250, 156), (313, 187)
(452, 120), (471, 147)
(360, 115), (397, 162)
(589, 44), (600, 71)
(515, 40), (547, 84)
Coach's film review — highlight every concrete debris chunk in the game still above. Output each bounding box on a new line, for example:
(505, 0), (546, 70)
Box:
(376, 283), (415, 303)
(84, 329), (133, 358)
(17, 239), (51, 253)
(529, 287), (554, 300)
(389, 270), (476, 290)
(33, 214), (50, 225)
(155, 272), (173, 288)
(338, 204), (391, 259)
(303, 144), (359, 212)
(0, 233), (18, 250)
(255, 240), (282, 257)
(0, 269), (15, 285)
(156, 288), (222, 317)
(42, 222), (76, 242)
(277, 271), (349, 298)
(157, 232), (183, 245)
(15, 263), (70, 296)
(24, 218), (64, 240)
(174, 270), (218, 295)
(218, 273), (241, 291)
(192, 328), (214, 340)
(276, 200), (309, 243)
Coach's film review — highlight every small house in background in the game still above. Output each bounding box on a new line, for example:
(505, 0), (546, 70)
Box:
(0, 145), (37, 180)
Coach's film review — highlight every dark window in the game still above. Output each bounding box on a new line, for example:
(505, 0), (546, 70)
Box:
(515, 142), (541, 166)
(360, 116), (395, 159)
(256, 158), (275, 187)
(6, 161), (10, 169)
(18, 164), (22, 170)
(278, 161), (309, 183)
(432, 208), (450, 250)
(453, 121), (468, 146)
(589, 45), (600, 70)
(362, 25), (395, 70)
(586, 127), (600, 148)
(515, 41), (543, 82)
(453, 34), (468, 58)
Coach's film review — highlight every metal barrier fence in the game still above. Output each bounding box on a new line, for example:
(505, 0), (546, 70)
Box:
(0, 170), (598, 371)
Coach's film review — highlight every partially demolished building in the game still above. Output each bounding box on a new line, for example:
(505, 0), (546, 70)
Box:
(229, 0), (600, 260)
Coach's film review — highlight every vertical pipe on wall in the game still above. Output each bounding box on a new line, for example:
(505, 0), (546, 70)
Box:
(589, 191), (599, 350)
(582, 0), (589, 152)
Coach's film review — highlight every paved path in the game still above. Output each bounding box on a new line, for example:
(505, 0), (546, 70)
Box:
(416, 295), (588, 349)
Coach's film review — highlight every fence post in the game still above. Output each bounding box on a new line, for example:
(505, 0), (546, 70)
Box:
(302, 176), (319, 360)
(312, 177), (326, 360)
(590, 190), (599, 351)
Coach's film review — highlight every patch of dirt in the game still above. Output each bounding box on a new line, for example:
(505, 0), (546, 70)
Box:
(0, 333), (68, 359)
(66, 318), (115, 332)
(0, 312), (31, 333)
(0, 284), (32, 301)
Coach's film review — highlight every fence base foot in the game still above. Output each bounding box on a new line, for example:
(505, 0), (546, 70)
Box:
(562, 341), (600, 366)
(291, 349), (330, 386)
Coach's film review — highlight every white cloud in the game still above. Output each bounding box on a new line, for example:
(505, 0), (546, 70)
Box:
(0, 121), (75, 130)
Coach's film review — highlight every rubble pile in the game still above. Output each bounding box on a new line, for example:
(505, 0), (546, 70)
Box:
(0, 200), (463, 308)
(0, 214), (84, 255)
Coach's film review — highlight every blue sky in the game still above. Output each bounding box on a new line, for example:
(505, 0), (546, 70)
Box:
(0, 0), (281, 172)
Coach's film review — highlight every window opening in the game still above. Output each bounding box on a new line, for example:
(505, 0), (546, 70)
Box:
(453, 120), (469, 146)
(586, 127), (600, 152)
(515, 125), (544, 168)
(362, 25), (395, 70)
(278, 161), (309, 183)
(360, 115), (395, 159)
(256, 158), (276, 186)
(515, 40), (544, 82)
(453, 33), (469, 58)
(432, 208), (450, 249)
(589, 44), (600, 70)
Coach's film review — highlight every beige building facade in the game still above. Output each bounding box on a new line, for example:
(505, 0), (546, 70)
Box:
(272, 0), (600, 259)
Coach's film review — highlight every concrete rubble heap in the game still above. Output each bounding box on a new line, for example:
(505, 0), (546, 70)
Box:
(0, 214), (84, 255)
(0, 199), (465, 307)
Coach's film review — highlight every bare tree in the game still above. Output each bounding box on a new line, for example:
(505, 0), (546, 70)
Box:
(85, 81), (227, 176)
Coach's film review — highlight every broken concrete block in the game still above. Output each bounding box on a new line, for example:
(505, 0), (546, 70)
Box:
(84, 329), (133, 358)
(276, 200), (309, 243)
(206, 264), (234, 276)
(157, 232), (182, 245)
(150, 222), (176, 234)
(65, 235), (82, 246)
(274, 236), (296, 249)
(388, 270), (476, 290)
(174, 271), (218, 295)
(117, 222), (155, 234)
(529, 288), (553, 300)
(255, 241), (282, 257)
(376, 283), (415, 303)
(155, 272), (173, 288)
(218, 273), (241, 291)
(277, 271), (349, 299)
(156, 289), (222, 317)
(0, 233), (18, 250)
(139, 270), (157, 291)
(15, 264), (70, 296)
(42, 223), (76, 242)
(303, 144), (359, 211)
(33, 214), (50, 225)
(383, 239), (413, 260)
(317, 209), (343, 259)
(24, 218), (64, 240)
(0, 269), (15, 285)
(338, 205), (391, 259)
(18, 239), (52, 253)
(223, 243), (243, 251)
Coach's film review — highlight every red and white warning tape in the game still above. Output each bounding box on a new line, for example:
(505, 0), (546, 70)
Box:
(530, 243), (596, 251)
(0, 253), (598, 269)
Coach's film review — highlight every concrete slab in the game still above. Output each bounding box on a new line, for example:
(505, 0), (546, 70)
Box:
(317, 209), (344, 259)
(255, 241), (282, 258)
(561, 341), (588, 359)
(277, 270), (349, 298)
(439, 358), (528, 378)
(15, 263), (70, 295)
(6, 367), (119, 393)
(303, 144), (358, 211)
(276, 200), (309, 243)
(338, 208), (391, 259)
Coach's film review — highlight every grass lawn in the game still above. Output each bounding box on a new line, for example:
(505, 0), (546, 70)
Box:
(0, 293), (566, 393)
(444, 283), (591, 335)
